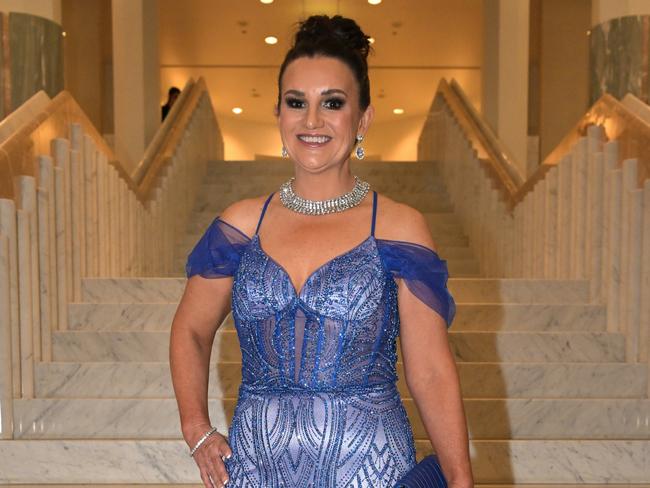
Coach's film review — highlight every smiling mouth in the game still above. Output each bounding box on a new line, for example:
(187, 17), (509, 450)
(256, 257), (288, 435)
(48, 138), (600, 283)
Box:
(297, 134), (332, 145)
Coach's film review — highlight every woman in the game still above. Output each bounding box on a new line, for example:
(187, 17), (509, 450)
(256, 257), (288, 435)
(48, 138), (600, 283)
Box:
(170, 15), (473, 488)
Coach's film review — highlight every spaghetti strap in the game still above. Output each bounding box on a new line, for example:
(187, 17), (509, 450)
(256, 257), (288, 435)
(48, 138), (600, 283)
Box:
(370, 190), (378, 237)
(255, 192), (275, 235)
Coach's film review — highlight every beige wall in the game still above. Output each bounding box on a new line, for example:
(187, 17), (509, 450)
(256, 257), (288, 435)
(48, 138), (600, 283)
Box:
(539, 0), (591, 161)
(62, 0), (112, 135)
(0, 0), (61, 23)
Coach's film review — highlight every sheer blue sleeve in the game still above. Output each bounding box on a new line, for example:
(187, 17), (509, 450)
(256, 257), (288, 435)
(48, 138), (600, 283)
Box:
(185, 217), (251, 279)
(376, 239), (456, 328)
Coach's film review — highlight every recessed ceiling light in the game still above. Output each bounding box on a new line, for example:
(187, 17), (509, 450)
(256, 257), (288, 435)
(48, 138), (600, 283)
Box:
(265, 36), (278, 45)
(393, 108), (405, 115)
(260, 0), (274, 3)
(368, 0), (382, 4)
(232, 107), (243, 114)
(368, 37), (375, 44)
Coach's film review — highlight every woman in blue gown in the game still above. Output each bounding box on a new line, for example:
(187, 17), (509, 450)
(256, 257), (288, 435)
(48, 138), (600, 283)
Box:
(170, 15), (473, 488)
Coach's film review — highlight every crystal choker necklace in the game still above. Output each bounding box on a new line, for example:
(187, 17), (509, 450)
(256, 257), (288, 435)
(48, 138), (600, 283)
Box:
(279, 175), (370, 215)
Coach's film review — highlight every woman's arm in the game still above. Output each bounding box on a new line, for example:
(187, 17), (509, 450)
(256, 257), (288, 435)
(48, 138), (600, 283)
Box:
(398, 280), (473, 488)
(388, 205), (473, 488)
(169, 274), (234, 487)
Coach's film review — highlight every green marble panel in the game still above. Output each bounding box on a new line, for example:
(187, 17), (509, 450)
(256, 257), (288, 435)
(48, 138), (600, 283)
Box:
(8, 12), (63, 111)
(590, 15), (650, 104)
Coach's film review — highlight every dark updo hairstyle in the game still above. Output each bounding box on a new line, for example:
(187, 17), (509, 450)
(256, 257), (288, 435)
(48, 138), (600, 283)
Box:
(277, 15), (372, 112)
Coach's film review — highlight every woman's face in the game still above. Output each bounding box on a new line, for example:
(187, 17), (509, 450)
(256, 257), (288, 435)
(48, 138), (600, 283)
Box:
(277, 56), (373, 172)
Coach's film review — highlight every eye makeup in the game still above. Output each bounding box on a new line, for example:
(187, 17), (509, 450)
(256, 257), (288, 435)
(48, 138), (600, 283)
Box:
(283, 96), (346, 110)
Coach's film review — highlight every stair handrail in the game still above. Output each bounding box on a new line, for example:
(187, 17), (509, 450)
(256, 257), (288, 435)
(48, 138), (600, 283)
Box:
(428, 79), (650, 210)
(131, 78), (194, 187)
(0, 76), (222, 438)
(422, 77), (650, 372)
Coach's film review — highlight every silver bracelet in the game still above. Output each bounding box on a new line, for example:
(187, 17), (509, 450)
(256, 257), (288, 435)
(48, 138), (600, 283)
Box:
(189, 426), (218, 457)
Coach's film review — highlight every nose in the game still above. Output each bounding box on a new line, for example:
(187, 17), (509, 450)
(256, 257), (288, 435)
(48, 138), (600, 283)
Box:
(305, 104), (323, 129)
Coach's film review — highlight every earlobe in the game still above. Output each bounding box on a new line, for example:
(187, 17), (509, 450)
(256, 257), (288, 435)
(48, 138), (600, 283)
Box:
(359, 105), (375, 132)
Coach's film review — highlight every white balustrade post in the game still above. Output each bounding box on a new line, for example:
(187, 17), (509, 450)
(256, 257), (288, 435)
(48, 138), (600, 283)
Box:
(16, 176), (41, 362)
(544, 168), (559, 279)
(37, 156), (53, 362)
(95, 145), (107, 277)
(625, 188), (643, 362)
(607, 168), (622, 333)
(69, 149), (83, 300)
(639, 182), (650, 397)
(601, 141), (619, 307)
(558, 155), (572, 279)
(589, 152), (605, 303)
(83, 135), (98, 277)
(53, 165), (68, 330)
(0, 199), (19, 398)
(619, 159), (638, 339)
(0, 234), (13, 438)
(571, 138), (588, 279)
(16, 209), (33, 398)
(534, 180), (546, 277)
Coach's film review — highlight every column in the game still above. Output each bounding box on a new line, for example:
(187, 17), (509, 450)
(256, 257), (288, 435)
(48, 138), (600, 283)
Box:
(482, 0), (530, 179)
(111, 0), (159, 170)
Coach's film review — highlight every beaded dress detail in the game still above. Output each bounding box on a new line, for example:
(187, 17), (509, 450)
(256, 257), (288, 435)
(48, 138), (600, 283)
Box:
(185, 190), (456, 487)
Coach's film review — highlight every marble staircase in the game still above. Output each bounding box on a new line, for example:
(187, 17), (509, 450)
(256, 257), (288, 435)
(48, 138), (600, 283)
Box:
(1, 161), (649, 484)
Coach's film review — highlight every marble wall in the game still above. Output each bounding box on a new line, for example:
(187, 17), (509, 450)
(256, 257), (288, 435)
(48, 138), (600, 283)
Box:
(590, 15), (650, 104)
(0, 12), (63, 119)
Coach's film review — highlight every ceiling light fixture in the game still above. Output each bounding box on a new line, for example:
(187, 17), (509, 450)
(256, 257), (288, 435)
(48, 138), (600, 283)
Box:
(260, 0), (274, 3)
(265, 36), (278, 45)
(393, 108), (405, 115)
(232, 107), (243, 114)
(368, 0), (382, 4)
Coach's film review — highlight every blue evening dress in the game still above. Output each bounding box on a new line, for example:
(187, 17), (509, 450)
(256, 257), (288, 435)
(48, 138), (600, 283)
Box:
(185, 190), (456, 487)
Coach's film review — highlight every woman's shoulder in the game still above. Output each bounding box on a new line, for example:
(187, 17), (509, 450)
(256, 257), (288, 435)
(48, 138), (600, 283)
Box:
(217, 194), (273, 239)
(374, 192), (438, 253)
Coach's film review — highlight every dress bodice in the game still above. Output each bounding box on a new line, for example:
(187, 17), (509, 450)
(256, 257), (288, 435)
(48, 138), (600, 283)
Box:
(186, 191), (456, 394)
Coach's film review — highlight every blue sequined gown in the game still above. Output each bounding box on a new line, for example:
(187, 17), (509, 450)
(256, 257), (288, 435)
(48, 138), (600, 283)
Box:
(185, 190), (456, 487)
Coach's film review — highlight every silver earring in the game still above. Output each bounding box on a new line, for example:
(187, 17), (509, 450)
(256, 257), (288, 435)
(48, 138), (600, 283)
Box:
(281, 146), (288, 158)
(355, 135), (365, 160)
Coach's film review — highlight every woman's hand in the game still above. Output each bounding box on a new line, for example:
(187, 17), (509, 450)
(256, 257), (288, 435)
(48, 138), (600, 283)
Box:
(187, 425), (233, 487)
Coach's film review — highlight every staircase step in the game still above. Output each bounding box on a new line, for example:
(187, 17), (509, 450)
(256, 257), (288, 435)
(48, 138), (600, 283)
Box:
(52, 330), (625, 363)
(1, 439), (647, 484)
(13, 397), (649, 440)
(68, 301), (605, 331)
(34, 362), (647, 399)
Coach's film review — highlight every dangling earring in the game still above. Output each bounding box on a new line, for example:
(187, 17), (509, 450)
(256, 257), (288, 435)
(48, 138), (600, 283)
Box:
(281, 146), (288, 158)
(355, 135), (365, 160)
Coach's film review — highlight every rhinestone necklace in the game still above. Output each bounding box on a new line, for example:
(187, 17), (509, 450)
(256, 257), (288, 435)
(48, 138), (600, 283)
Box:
(279, 175), (371, 215)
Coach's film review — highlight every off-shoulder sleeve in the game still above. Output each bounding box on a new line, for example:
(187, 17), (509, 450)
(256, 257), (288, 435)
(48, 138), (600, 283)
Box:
(185, 217), (251, 279)
(376, 239), (456, 328)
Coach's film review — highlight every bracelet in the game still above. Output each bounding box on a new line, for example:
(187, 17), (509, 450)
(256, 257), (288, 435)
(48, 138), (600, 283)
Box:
(189, 426), (218, 457)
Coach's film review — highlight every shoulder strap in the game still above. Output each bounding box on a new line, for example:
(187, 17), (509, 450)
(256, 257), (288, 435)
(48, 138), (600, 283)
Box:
(370, 190), (378, 237)
(255, 192), (275, 235)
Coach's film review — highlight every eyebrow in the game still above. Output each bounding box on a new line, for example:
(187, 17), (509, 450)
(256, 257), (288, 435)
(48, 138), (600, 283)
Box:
(283, 89), (348, 97)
